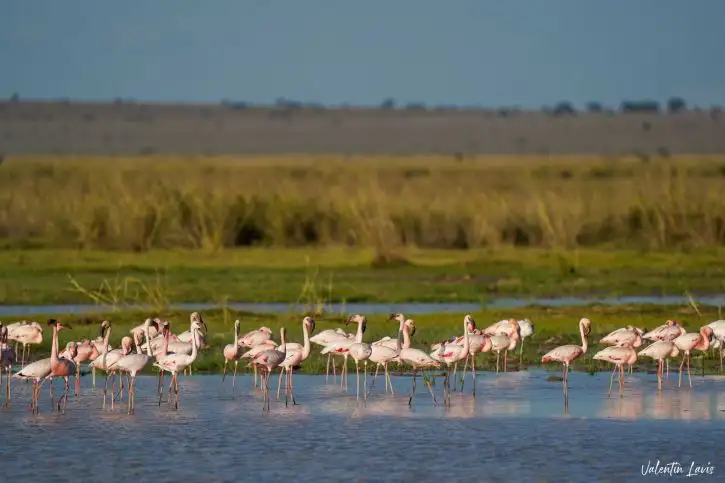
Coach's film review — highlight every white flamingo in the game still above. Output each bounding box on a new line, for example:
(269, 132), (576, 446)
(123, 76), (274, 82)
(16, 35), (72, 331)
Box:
(367, 316), (412, 397)
(221, 319), (244, 396)
(310, 327), (353, 383)
(153, 317), (204, 410)
(109, 318), (158, 414)
(705, 320), (725, 372)
(541, 317), (591, 409)
(1, 323), (17, 405)
(489, 319), (521, 373)
(238, 326), (275, 388)
(345, 314), (373, 401)
(88, 336), (133, 409)
(13, 357), (52, 414)
(390, 313), (440, 406)
(6, 321), (43, 368)
(434, 315), (472, 406)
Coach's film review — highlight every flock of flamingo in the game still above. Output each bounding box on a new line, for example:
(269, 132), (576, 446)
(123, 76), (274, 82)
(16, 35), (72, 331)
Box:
(1, 311), (724, 414)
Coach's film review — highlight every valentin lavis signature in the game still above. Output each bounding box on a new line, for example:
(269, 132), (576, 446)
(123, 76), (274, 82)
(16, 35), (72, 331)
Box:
(641, 460), (715, 477)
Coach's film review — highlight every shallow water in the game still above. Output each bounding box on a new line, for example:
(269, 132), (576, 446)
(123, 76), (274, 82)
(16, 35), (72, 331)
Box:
(1, 369), (724, 482)
(2, 294), (725, 317)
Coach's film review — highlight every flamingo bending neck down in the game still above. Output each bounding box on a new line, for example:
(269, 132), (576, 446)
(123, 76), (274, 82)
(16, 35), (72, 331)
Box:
(152, 317), (203, 410)
(249, 327), (287, 411)
(593, 346), (638, 397)
(367, 317), (412, 397)
(673, 326), (712, 388)
(638, 341), (679, 391)
(435, 315), (472, 406)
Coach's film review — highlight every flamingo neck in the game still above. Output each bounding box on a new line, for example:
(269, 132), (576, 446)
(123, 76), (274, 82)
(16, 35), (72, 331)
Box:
(279, 331), (286, 355)
(301, 323), (311, 360)
(189, 327), (199, 362)
(50, 325), (59, 366)
(355, 319), (365, 343)
(145, 324), (153, 357)
(402, 324), (411, 348)
(462, 320), (470, 354)
(396, 319), (404, 353)
(102, 326), (111, 352)
(580, 323), (588, 354)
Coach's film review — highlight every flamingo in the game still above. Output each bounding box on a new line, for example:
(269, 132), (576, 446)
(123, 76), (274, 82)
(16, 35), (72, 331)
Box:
(6, 321), (43, 368)
(541, 317), (591, 408)
(249, 327), (287, 410)
(345, 314), (373, 401)
(12, 357), (51, 414)
(600, 326), (643, 374)
(311, 327), (354, 383)
(643, 320), (686, 379)
(221, 319), (244, 396)
(389, 313), (439, 406)
(130, 319), (160, 343)
(153, 317), (204, 410)
(434, 315), (472, 405)
(429, 315), (476, 391)
(276, 316), (316, 404)
(87, 320), (112, 388)
(638, 341), (680, 391)
(705, 320), (725, 372)
(151, 313), (207, 376)
(46, 319), (76, 414)
(319, 323), (363, 390)
(673, 326), (713, 388)
(593, 346), (638, 397)
(109, 318), (158, 414)
(1, 323), (17, 405)
(89, 336), (133, 409)
(238, 326), (275, 388)
(489, 319), (521, 373)
(367, 317), (412, 397)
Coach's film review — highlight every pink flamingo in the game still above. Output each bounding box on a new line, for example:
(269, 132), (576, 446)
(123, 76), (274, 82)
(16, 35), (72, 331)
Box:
(434, 315), (472, 406)
(430, 315), (477, 392)
(13, 357), (51, 414)
(88, 320), (112, 388)
(7, 321), (43, 368)
(153, 318), (203, 410)
(600, 326), (643, 374)
(47, 319), (76, 413)
(638, 341), (679, 391)
(593, 346), (638, 397)
(249, 327), (287, 410)
(643, 320), (686, 378)
(345, 314), (373, 402)
(221, 319), (243, 396)
(673, 326), (713, 388)
(88, 336), (132, 409)
(389, 313), (440, 406)
(489, 319), (521, 373)
(238, 326), (274, 388)
(110, 318), (158, 414)
(367, 316), (412, 396)
(276, 316), (316, 404)
(541, 317), (591, 400)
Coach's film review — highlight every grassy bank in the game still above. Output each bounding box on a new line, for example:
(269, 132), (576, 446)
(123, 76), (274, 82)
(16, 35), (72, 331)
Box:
(7, 303), (724, 376)
(2, 155), (725, 254)
(1, 247), (725, 305)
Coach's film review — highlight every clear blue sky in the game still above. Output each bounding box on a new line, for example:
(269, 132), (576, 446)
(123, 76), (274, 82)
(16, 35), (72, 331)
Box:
(2, 0), (724, 108)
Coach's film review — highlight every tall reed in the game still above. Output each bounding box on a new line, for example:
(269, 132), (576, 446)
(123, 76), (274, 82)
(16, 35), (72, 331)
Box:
(2, 155), (725, 253)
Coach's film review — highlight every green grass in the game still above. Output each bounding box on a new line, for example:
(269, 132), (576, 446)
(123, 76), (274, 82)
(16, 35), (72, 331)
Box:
(1, 246), (725, 305)
(8, 302), (725, 376)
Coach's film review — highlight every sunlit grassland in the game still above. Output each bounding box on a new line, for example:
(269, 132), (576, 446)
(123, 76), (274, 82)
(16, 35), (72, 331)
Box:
(9, 301), (725, 376)
(2, 154), (725, 255)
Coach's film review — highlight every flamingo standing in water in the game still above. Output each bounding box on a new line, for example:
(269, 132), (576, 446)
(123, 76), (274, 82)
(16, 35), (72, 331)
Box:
(593, 346), (638, 397)
(389, 313), (439, 406)
(153, 317), (203, 410)
(673, 326), (713, 388)
(221, 319), (244, 396)
(345, 314), (373, 402)
(276, 316), (316, 404)
(249, 327), (287, 410)
(430, 315), (476, 392)
(46, 319), (76, 414)
(1, 323), (17, 405)
(489, 320), (521, 374)
(367, 317), (413, 396)
(13, 357), (51, 414)
(89, 336), (132, 409)
(643, 320), (686, 378)
(238, 326), (274, 388)
(311, 328), (353, 384)
(541, 317), (591, 409)
(638, 341), (680, 391)
(110, 318), (158, 414)
(600, 326), (643, 374)
(434, 315), (472, 406)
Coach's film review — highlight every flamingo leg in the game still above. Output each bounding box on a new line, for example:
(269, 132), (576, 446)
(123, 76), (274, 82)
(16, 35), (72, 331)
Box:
(520, 338), (525, 365)
(496, 351), (500, 374)
(325, 353), (331, 384)
(363, 360), (368, 403)
(472, 353), (477, 397)
(657, 359), (663, 391)
(460, 355), (469, 392)
(174, 372), (180, 410)
(75, 364), (80, 396)
(408, 370), (417, 406)
(277, 367), (284, 400)
(619, 364), (624, 398)
(355, 360), (360, 401)
(386, 364), (395, 396)
(423, 372), (437, 406)
(666, 358), (669, 380)
(608, 364), (617, 397)
(127, 375), (134, 415)
(452, 362), (458, 392)
(220, 360), (228, 393)
(253, 364), (257, 389)
(720, 344), (723, 374)
(102, 373), (110, 409)
(92, 365), (96, 388)
(232, 361), (239, 397)
(504, 349), (508, 373)
(290, 368), (297, 405)
(686, 352), (692, 388)
(678, 354), (686, 387)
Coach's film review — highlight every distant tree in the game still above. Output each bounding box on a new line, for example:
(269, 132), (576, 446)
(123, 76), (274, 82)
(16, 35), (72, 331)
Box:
(667, 97), (686, 113)
(620, 100), (660, 113)
(586, 102), (603, 113)
(9, 92), (19, 102)
(381, 98), (396, 109)
(553, 101), (576, 116)
(405, 102), (426, 110)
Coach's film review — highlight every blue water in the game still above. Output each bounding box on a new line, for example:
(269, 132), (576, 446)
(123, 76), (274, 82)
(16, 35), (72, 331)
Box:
(1, 370), (724, 482)
(2, 294), (725, 317)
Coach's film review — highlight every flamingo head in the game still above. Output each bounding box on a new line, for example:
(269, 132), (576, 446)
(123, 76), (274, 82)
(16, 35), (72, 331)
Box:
(580, 318), (592, 336)
(405, 319), (416, 337)
(303, 316), (316, 334)
(464, 314), (476, 332)
(99, 320), (111, 338)
(345, 314), (367, 332)
(190, 312), (208, 333)
(161, 321), (171, 337)
(47, 319), (72, 331)
(702, 326), (714, 341)
(388, 313), (405, 323)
